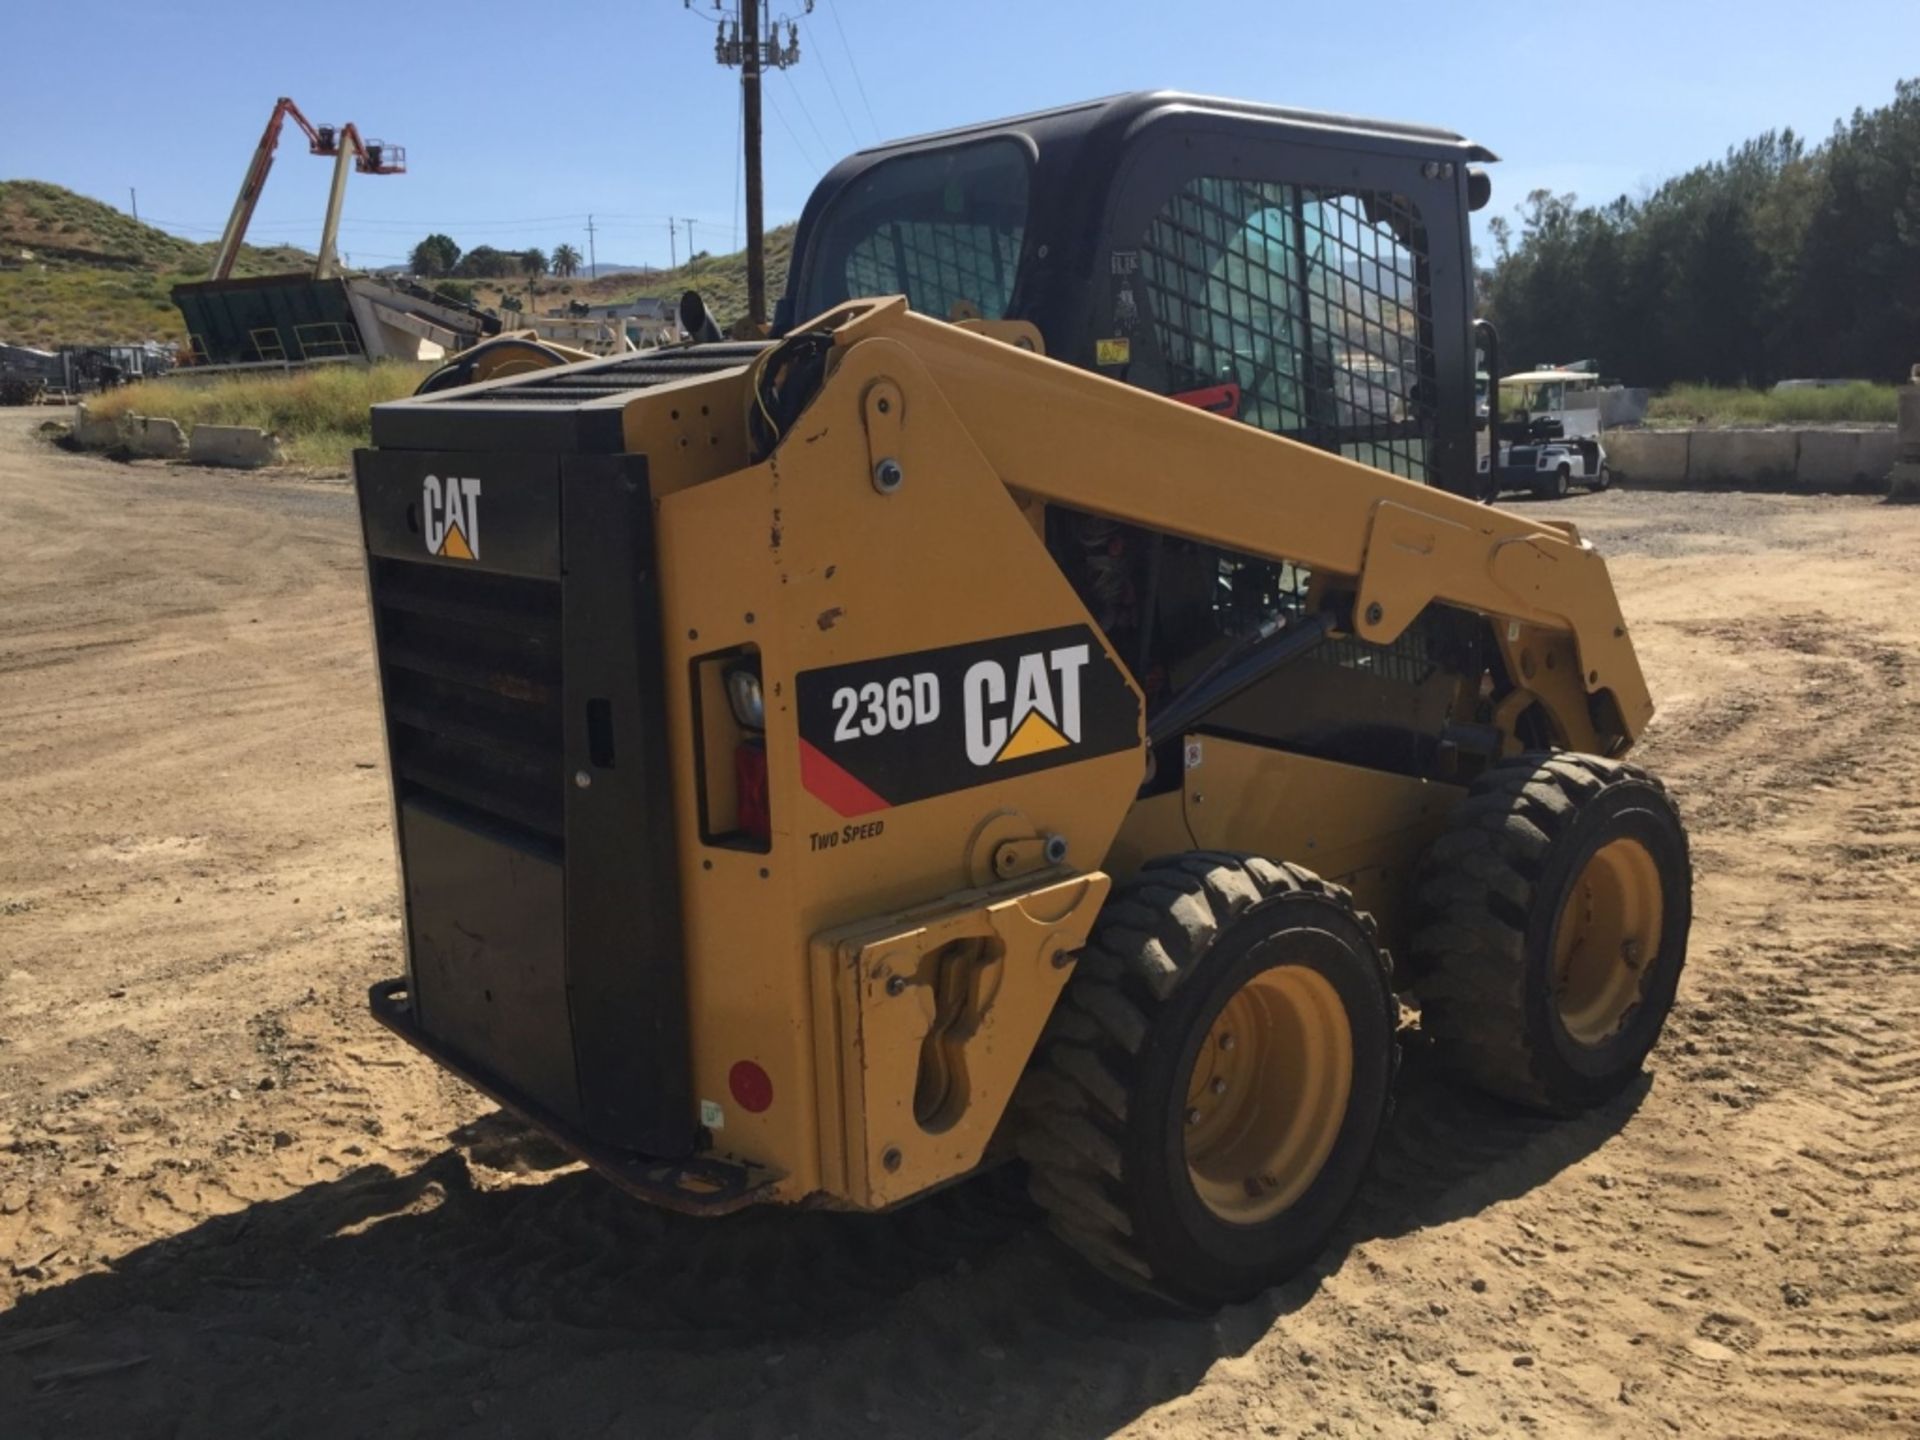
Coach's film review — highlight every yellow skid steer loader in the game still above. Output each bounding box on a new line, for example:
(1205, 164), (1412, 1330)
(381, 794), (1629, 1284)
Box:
(354, 93), (1690, 1305)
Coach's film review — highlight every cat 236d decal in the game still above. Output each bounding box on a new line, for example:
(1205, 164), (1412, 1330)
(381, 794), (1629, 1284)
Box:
(794, 624), (1140, 817)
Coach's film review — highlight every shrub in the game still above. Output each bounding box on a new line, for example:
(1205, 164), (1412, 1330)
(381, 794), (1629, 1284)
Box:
(86, 362), (430, 467)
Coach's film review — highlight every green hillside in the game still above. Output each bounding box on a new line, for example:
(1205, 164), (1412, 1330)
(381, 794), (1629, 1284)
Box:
(0, 181), (313, 347)
(637, 224), (796, 328)
(475, 224), (798, 332)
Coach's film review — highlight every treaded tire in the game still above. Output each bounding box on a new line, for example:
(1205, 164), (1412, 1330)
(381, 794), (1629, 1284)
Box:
(1013, 853), (1397, 1307)
(1410, 753), (1692, 1113)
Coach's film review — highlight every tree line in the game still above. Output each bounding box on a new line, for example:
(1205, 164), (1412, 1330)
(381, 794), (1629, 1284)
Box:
(1482, 79), (1920, 388)
(408, 233), (584, 281)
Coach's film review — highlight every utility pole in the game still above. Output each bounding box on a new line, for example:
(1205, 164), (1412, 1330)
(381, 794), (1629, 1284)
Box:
(586, 214), (597, 280)
(668, 216), (677, 269)
(129, 187), (138, 224)
(739, 0), (765, 327)
(685, 216), (696, 262)
(705, 1), (807, 329)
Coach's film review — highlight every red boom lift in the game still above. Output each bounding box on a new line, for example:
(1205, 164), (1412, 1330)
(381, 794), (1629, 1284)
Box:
(210, 96), (405, 282)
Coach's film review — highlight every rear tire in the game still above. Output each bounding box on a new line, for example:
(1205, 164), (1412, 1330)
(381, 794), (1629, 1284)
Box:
(1593, 463), (1612, 491)
(1410, 754), (1692, 1113)
(1015, 853), (1397, 1307)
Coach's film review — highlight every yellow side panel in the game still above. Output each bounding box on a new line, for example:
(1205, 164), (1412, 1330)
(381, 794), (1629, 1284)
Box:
(652, 336), (1145, 1203)
(1104, 788), (1194, 880)
(1178, 738), (1465, 957)
(811, 870), (1108, 1209)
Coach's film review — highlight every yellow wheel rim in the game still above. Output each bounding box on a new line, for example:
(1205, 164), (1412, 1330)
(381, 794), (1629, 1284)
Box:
(1183, 965), (1354, 1224)
(1554, 838), (1663, 1045)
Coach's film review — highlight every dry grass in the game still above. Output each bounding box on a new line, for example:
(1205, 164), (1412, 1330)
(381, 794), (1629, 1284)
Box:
(86, 363), (429, 468)
(1648, 381), (1898, 426)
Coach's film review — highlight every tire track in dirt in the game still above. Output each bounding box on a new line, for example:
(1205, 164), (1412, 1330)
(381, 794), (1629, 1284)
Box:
(6, 434), (1920, 1437)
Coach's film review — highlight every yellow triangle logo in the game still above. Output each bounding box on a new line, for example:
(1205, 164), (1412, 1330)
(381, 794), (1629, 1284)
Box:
(437, 522), (474, 560)
(997, 709), (1070, 761)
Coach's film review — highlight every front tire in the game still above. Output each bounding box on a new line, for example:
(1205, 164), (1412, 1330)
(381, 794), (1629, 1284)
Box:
(1410, 754), (1692, 1113)
(1537, 463), (1572, 500)
(1015, 854), (1397, 1307)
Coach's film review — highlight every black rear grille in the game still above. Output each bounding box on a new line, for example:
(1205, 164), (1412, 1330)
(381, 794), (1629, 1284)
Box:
(372, 556), (564, 843)
(444, 341), (770, 406)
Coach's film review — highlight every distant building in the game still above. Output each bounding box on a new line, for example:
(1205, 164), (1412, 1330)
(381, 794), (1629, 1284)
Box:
(542, 295), (681, 347)
(570, 296), (677, 325)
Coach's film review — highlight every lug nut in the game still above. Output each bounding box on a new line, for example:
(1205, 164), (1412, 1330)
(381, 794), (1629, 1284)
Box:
(1186, 1108), (1203, 1126)
(1219, 1034), (1236, 1052)
(1211, 1077), (1227, 1095)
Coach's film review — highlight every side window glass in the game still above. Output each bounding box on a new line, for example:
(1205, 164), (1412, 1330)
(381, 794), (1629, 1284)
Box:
(800, 138), (1031, 322)
(844, 221), (1022, 321)
(1140, 178), (1435, 483)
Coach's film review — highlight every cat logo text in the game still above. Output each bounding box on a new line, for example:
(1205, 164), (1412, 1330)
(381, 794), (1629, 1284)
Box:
(963, 644), (1090, 766)
(422, 475), (482, 561)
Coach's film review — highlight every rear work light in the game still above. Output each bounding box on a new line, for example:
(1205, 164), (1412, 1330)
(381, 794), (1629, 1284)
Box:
(735, 738), (771, 842)
(725, 664), (766, 730)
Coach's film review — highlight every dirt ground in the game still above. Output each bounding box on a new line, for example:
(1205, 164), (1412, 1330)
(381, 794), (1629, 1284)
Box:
(2, 408), (1917, 1438)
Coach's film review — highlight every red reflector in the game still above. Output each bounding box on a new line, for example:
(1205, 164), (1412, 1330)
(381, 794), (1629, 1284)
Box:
(729, 1059), (774, 1113)
(735, 739), (771, 840)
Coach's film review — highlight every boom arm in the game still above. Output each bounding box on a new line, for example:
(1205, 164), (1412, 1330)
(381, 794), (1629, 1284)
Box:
(211, 96), (405, 282)
(820, 299), (1651, 752)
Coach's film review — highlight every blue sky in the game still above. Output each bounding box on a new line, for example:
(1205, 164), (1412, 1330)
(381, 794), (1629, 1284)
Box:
(5, 0), (1915, 271)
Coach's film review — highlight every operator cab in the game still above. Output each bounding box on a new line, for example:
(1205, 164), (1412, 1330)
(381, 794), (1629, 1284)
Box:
(782, 91), (1497, 499)
(782, 93), (1504, 774)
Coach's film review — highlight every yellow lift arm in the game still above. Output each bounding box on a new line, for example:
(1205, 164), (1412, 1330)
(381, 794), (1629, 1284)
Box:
(815, 299), (1649, 754)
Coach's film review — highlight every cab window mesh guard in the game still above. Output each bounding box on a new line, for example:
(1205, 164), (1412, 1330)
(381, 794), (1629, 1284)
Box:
(1140, 177), (1436, 483)
(845, 221), (1022, 321)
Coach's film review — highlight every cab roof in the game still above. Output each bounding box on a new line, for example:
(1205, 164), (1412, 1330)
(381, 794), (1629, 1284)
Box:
(843, 90), (1499, 164)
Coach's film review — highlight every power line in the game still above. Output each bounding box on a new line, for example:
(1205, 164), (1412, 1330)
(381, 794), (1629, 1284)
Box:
(823, 0), (881, 139)
(775, 66), (834, 164)
(763, 84), (823, 174)
(800, 11), (861, 150)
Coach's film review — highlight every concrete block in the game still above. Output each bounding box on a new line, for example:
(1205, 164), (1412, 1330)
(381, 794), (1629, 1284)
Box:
(188, 424), (281, 469)
(1899, 387), (1920, 459)
(1857, 429), (1898, 483)
(1602, 429), (1689, 487)
(1795, 429), (1896, 491)
(123, 414), (187, 460)
(1688, 429), (1798, 488)
(1890, 461), (1920, 503)
(71, 403), (121, 450)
